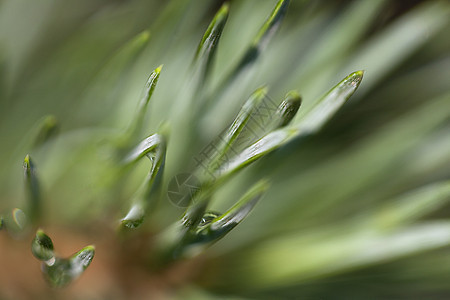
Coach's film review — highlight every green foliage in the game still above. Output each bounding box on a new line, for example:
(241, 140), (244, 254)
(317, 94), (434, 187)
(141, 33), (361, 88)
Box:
(267, 90), (302, 130)
(31, 229), (95, 288)
(23, 155), (41, 223)
(125, 65), (163, 143)
(0, 0), (449, 299)
(194, 3), (229, 84)
(120, 133), (166, 230)
(224, 0), (290, 85)
(31, 229), (55, 261)
(216, 71), (363, 182)
(32, 115), (59, 149)
(42, 245), (95, 288)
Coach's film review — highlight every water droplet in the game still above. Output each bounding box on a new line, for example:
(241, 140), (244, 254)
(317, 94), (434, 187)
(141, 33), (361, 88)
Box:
(12, 208), (27, 230)
(121, 204), (144, 229)
(198, 211), (221, 227)
(45, 256), (56, 266)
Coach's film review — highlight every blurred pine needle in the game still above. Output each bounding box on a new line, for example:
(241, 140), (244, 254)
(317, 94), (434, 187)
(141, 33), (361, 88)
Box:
(0, 0), (449, 299)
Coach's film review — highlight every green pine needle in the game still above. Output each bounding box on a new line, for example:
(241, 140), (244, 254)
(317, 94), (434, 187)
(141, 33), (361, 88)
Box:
(267, 90), (302, 130)
(23, 154), (41, 223)
(31, 229), (55, 261)
(194, 3), (229, 83)
(217, 71), (363, 181)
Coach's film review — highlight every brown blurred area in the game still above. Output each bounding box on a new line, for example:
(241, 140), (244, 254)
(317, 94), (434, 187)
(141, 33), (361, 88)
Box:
(0, 226), (204, 300)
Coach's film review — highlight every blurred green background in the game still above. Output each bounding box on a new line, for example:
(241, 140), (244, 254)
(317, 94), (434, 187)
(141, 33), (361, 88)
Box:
(1, 0), (450, 299)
